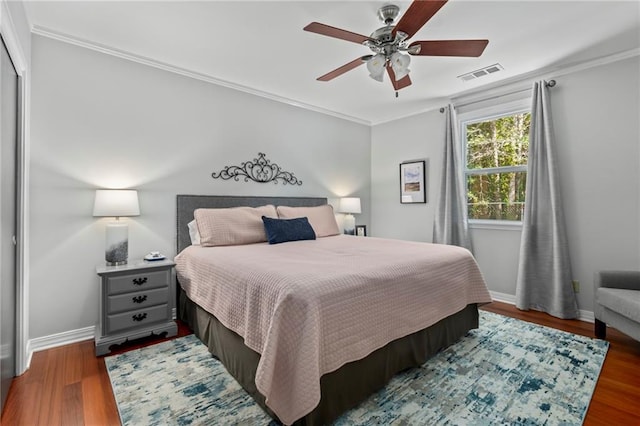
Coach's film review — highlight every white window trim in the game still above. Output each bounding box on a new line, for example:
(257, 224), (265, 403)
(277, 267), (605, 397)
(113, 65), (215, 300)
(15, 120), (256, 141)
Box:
(469, 219), (523, 231)
(458, 97), (531, 230)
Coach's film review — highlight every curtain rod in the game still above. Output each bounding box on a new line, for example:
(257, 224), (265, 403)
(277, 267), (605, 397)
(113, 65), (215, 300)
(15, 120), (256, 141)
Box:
(439, 79), (556, 113)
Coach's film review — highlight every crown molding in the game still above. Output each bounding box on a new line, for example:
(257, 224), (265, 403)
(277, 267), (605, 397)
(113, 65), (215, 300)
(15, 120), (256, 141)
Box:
(371, 98), (449, 126)
(32, 25), (371, 126)
(373, 47), (640, 126)
(450, 48), (640, 107)
(30, 25), (639, 128)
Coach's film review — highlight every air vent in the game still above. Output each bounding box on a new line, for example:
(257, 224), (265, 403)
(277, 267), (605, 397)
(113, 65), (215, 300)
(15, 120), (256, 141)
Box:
(458, 63), (503, 82)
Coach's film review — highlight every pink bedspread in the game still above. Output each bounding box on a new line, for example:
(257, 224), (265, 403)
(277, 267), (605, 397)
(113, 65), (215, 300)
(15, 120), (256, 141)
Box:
(175, 235), (491, 424)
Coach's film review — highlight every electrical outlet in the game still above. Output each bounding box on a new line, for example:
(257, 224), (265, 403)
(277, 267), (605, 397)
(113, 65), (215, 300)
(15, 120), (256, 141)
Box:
(572, 280), (580, 293)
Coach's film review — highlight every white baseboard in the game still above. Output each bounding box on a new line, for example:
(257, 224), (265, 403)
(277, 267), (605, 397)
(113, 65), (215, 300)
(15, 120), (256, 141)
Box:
(489, 290), (517, 305)
(488, 290), (594, 323)
(578, 309), (595, 323)
(27, 326), (95, 368)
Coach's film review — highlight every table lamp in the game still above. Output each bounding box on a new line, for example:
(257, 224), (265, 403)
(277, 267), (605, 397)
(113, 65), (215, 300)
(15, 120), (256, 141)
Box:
(339, 197), (361, 235)
(93, 189), (140, 266)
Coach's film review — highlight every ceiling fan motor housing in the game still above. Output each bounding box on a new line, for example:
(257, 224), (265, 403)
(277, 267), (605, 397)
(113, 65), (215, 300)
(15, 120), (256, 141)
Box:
(366, 26), (410, 58)
(370, 26), (395, 44)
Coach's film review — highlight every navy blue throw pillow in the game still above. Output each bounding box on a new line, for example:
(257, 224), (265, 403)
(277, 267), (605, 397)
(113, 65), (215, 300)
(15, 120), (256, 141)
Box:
(262, 216), (316, 245)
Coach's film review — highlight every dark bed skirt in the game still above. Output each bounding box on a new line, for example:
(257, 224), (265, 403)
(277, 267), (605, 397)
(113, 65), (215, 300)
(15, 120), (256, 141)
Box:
(179, 289), (479, 425)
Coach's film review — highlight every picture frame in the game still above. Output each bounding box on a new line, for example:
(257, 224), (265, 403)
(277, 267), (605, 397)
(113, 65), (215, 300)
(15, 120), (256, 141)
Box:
(400, 160), (427, 204)
(355, 225), (367, 237)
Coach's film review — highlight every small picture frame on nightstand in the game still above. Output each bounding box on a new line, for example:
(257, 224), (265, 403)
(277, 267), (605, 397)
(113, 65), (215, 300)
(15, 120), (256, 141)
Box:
(355, 225), (367, 237)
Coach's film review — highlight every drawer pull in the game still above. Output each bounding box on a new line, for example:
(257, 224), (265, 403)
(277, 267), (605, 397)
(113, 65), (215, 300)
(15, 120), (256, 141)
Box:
(132, 313), (147, 322)
(132, 295), (148, 304)
(132, 277), (148, 286)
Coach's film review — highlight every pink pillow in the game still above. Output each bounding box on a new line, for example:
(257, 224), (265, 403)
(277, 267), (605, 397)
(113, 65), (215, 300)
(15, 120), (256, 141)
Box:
(276, 205), (340, 237)
(194, 205), (277, 246)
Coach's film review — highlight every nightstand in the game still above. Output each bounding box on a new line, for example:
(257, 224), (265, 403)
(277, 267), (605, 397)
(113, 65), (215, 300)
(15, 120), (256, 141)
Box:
(95, 259), (177, 356)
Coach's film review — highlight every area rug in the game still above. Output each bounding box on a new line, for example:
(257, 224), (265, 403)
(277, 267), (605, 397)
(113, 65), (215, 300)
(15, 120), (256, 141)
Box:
(105, 311), (609, 425)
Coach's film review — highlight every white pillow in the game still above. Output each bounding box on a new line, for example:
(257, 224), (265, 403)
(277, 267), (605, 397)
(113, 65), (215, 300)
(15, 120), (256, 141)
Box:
(187, 220), (201, 245)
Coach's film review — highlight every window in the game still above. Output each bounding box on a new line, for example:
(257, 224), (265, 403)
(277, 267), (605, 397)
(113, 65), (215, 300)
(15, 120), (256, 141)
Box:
(462, 108), (531, 222)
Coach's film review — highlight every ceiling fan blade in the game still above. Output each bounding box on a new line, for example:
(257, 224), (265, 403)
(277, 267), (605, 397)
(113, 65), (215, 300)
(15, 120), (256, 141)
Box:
(317, 57), (366, 82)
(304, 22), (371, 44)
(386, 66), (412, 90)
(393, 0), (448, 39)
(409, 40), (489, 57)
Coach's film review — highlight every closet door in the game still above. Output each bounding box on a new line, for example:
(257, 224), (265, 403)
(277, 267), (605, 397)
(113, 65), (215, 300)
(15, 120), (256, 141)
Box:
(0, 37), (18, 411)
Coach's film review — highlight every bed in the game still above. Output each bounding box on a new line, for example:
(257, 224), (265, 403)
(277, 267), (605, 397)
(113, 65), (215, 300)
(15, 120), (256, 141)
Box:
(174, 195), (492, 425)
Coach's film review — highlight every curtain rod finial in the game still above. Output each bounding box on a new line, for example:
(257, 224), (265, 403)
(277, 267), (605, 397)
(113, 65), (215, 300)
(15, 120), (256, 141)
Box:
(547, 79), (556, 87)
(439, 107), (445, 113)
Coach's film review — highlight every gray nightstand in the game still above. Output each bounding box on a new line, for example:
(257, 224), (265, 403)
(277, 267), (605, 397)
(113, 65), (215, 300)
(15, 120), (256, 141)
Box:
(95, 259), (177, 356)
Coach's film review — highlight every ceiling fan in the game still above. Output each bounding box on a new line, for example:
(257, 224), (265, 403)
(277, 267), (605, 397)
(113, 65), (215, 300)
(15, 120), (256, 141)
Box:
(303, 0), (489, 93)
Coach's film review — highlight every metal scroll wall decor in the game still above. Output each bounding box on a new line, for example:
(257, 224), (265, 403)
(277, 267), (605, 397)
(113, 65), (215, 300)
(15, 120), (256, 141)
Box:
(211, 152), (303, 185)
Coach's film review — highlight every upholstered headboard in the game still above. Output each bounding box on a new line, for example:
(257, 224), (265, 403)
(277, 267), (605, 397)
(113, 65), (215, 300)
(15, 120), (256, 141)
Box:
(176, 195), (328, 253)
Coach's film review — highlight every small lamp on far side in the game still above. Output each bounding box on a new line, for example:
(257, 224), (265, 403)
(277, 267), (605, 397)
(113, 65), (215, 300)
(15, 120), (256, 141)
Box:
(93, 189), (140, 266)
(339, 197), (361, 235)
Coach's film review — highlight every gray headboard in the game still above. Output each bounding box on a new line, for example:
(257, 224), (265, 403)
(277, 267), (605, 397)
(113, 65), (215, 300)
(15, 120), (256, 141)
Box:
(176, 195), (328, 253)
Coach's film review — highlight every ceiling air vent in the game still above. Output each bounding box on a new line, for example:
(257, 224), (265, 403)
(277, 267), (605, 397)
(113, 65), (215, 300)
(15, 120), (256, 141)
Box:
(458, 63), (503, 82)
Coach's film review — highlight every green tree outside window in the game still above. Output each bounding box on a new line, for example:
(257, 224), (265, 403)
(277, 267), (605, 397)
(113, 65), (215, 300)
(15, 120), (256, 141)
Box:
(465, 112), (531, 221)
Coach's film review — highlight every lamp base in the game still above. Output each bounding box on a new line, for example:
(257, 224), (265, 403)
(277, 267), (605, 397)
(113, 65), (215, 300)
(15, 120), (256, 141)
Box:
(105, 222), (129, 266)
(343, 214), (356, 235)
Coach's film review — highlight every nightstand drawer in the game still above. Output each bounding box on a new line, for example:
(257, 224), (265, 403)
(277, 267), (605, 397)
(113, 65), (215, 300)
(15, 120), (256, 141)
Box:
(107, 287), (169, 314)
(107, 270), (169, 295)
(107, 304), (169, 334)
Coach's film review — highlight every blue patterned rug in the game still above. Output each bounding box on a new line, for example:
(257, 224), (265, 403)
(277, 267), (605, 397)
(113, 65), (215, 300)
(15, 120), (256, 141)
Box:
(106, 311), (608, 425)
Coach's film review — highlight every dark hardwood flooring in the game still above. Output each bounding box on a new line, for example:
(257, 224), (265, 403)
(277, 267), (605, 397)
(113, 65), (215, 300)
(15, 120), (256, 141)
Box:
(2, 302), (639, 425)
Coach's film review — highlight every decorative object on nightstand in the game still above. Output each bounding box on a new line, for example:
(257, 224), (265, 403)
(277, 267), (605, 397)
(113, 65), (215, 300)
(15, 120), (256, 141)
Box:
(144, 251), (166, 261)
(339, 197), (361, 235)
(355, 225), (367, 237)
(95, 259), (177, 356)
(93, 189), (140, 266)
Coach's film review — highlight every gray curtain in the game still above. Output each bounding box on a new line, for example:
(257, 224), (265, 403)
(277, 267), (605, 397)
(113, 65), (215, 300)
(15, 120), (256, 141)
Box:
(515, 81), (579, 319)
(433, 104), (472, 251)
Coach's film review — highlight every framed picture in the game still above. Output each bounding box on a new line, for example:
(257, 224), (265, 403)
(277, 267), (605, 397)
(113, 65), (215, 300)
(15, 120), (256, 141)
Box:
(355, 225), (367, 237)
(400, 160), (427, 203)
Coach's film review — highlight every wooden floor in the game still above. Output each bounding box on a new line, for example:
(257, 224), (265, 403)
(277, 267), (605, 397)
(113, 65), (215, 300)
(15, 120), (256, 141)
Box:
(2, 302), (639, 425)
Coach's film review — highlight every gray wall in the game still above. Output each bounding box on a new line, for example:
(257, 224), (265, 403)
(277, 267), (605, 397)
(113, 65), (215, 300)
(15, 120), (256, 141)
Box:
(371, 56), (640, 314)
(29, 35), (371, 339)
(371, 111), (443, 242)
(26, 33), (640, 339)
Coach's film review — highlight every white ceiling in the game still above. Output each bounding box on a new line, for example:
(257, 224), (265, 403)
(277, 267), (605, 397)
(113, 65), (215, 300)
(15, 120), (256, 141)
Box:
(25, 1), (640, 124)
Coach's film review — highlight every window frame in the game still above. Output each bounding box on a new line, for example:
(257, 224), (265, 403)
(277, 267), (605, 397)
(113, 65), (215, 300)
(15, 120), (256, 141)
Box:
(458, 97), (531, 229)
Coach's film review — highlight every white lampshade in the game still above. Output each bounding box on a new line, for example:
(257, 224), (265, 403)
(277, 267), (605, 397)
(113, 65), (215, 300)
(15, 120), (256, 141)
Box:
(339, 197), (361, 214)
(366, 54), (386, 82)
(93, 189), (140, 218)
(390, 52), (411, 81)
(93, 189), (140, 266)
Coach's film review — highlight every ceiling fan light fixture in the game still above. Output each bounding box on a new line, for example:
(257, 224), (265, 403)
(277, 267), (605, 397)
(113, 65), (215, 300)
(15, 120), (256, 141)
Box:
(369, 72), (385, 82)
(390, 52), (411, 80)
(366, 53), (386, 82)
(407, 44), (421, 55)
